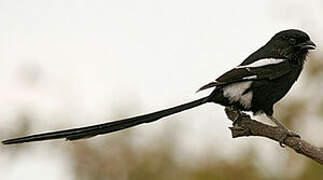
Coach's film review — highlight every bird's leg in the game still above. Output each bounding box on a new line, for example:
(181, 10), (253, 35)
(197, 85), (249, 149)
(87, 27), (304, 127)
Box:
(267, 115), (300, 147)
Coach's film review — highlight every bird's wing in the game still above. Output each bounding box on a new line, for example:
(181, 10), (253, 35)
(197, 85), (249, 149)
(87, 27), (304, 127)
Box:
(197, 58), (291, 92)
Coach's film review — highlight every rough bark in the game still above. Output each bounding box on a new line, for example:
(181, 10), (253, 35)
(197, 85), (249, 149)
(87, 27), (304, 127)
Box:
(225, 107), (323, 165)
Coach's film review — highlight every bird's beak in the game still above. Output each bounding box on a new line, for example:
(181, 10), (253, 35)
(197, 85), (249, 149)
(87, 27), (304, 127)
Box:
(299, 40), (316, 50)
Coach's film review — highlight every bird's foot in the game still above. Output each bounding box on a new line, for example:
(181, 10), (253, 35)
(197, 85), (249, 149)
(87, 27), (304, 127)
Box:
(278, 129), (301, 148)
(267, 115), (301, 147)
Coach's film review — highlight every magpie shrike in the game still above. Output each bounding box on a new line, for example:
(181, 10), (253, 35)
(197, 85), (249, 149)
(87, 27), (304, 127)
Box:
(2, 29), (316, 146)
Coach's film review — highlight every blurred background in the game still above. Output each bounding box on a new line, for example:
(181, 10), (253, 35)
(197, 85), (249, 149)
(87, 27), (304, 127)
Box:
(1, 0), (323, 179)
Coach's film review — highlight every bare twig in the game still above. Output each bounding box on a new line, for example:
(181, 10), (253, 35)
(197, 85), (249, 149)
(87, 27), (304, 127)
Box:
(224, 107), (323, 165)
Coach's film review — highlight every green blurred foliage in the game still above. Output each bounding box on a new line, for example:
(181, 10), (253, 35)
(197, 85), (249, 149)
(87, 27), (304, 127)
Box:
(62, 133), (267, 180)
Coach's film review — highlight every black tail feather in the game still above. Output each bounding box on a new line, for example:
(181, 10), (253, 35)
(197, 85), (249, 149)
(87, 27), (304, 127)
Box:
(2, 96), (209, 145)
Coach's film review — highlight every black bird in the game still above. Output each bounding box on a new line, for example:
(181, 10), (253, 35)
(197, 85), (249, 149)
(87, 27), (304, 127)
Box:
(2, 29), (316, 146)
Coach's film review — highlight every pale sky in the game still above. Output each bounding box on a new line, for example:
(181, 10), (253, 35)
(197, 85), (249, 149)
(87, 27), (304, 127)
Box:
(0, 0), (323, 179)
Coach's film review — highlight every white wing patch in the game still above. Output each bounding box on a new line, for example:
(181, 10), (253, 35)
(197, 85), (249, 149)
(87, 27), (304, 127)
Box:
(237, 58), (286, 69)
(242, 75), (257, 80)
(223, 81), (253, 109)
(239, 91), (253, 109)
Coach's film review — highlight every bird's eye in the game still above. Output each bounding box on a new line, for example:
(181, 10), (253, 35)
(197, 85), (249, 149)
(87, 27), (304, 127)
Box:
(289, 38), (296, 45)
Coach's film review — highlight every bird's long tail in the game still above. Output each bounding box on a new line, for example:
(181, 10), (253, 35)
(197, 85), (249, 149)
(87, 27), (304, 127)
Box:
(2, 96), (209, 145)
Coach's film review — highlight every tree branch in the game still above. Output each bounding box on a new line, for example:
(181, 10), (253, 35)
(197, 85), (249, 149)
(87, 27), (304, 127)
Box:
(224, 107), (323, 165)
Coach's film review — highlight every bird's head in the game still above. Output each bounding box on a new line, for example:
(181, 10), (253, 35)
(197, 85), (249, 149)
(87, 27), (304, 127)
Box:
(268, 29), (316, 64)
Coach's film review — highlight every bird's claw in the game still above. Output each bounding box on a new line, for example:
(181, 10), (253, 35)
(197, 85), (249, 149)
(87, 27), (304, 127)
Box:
(279, 130), (301, 148)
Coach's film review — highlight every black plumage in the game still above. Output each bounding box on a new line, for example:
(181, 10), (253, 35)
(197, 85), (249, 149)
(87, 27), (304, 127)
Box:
(2, 29), (316, 146)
